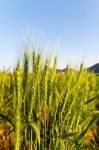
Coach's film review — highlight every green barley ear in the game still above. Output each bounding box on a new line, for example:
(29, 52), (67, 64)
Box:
(79, 63), (83, 75)
(12, 69), (17, 110)
(0, 71), (5, 112)
(23, 50), (29, 90)
(65, 64), (71, 80)
(32, 50), (37, 72)
(15, 61), (22, 150)
(52, 57), (57, 78)
(48, 57), (57, 109)
(41, 58), (49, 106)
(23, 50), (29, 116)
(29, 52), (41, 121)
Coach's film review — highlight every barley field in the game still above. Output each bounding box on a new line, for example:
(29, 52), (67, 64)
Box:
(0, 50), (99, 150)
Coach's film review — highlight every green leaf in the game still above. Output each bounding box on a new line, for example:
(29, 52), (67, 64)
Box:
(85, 96), (97, 104)
(30, 122), (40, 146)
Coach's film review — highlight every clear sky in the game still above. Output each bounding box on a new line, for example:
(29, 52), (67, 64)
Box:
(0, 0), (99, 69)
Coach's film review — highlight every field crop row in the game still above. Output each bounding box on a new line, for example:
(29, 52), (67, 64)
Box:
(0, 50), (99, 150)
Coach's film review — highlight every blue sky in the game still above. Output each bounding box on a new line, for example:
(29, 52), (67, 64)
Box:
(0, 0), (99, 69)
